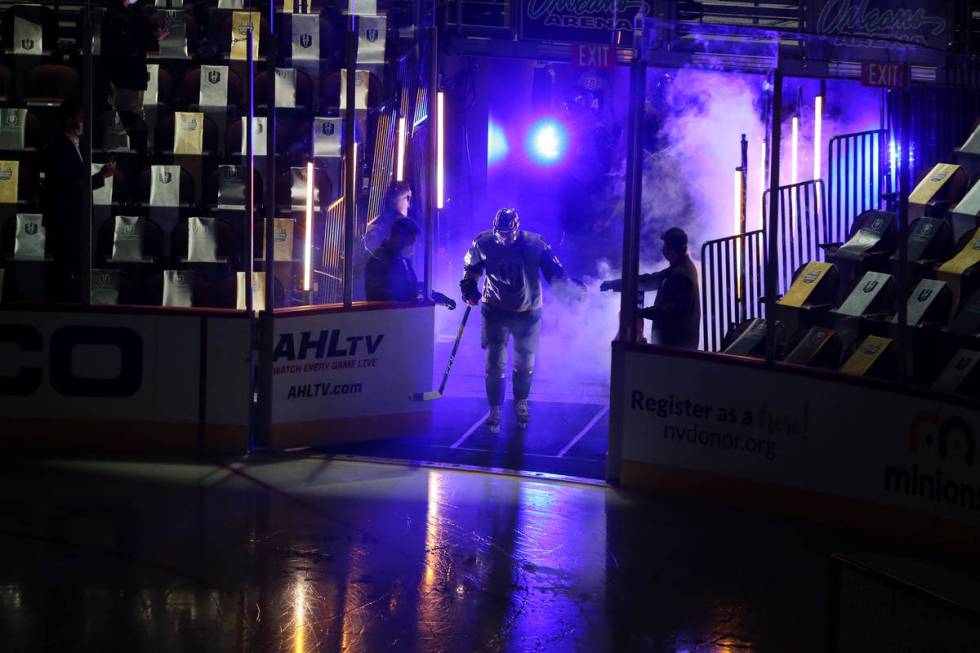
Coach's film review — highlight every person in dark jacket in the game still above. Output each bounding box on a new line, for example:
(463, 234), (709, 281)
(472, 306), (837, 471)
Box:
(365, 217), (421, 302)
(600, 227), (701, 349)
(363, 181), (412, 257)
(101, 0), (167, 155)
(45, 100), (116, 301)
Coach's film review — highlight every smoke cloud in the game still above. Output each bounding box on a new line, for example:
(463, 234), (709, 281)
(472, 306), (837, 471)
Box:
(434, 66), (889, 404)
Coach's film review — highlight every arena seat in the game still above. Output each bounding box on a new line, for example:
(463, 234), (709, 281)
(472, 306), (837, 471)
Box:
(782, 326), (844, 370)
(0, 62), (13, 103)
(135, 164), (196, 207)
(225, 115), (290, 157)
(3, 5), (58, 56)
(172, 215), (235, 264)
(0, 109), (42, 155)
(204, 164), (263, 207)
(24, 64), (79, 106)
(275, 164), (332, 212)
(95, 109), (141, 155)
(255, 67), (314, 109)
(148, 9), (201, 60)
(832, 271), (896, 319)
(320, 69), (383, 110)
(825, 210), (897, 262)
(897, 216), (954, 265)
(148, 63), (178, 108)
(155, 111), (220, 154)
(217, 13), (270, 59)
(180, 65), (243, 109)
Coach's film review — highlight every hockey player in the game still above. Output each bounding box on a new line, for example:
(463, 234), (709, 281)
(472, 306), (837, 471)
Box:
(460, 208), (575, 433)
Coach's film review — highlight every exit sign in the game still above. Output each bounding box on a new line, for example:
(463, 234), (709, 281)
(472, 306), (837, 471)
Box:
(861, 62), (910, 88)
(571, 43), (616, 68)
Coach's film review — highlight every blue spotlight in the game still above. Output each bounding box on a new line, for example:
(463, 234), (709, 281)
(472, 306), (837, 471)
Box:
(527, 119), (567, 165)
(488, 120), (509, 165)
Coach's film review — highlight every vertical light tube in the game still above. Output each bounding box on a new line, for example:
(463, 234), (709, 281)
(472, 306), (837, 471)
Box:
(759, 140), (767, 231)
(350, 141), (358, 223)
(734, 168), (742, 300)
(760, 140), (767, 192)
(813, 95), (823, 181)
(791, 115), (799, 184)
(733, 169), (742, 237)
(303, 161), (313, 291)
(436, 91), (445, 209)
(396, 116), (407, 182)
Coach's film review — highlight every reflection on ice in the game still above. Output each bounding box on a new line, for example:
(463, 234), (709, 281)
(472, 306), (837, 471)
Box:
(0, 456), (899, 652)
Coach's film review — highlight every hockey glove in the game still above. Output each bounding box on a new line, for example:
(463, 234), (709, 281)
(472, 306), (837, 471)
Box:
(460, 278), (481, 306)
(432, 291), (457, 310)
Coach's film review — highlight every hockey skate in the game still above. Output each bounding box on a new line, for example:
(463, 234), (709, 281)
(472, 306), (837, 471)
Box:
(486, 406), (502, 433)
(514, 399), (529, 428)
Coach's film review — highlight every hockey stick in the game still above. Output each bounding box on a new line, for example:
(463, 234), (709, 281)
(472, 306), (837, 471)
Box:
(409, 304), (472, 401)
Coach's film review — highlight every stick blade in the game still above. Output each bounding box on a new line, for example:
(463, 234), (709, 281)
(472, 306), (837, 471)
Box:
(409, 391), (442, 402)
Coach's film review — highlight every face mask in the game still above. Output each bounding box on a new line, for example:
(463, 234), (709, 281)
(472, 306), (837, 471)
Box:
(494, 230), (517, 247)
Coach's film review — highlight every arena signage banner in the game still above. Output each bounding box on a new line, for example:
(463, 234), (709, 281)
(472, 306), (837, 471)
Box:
(619, 348), (980, 532)
(520, 0), (649, 44)
(808, 0), (951, 56)
(269, 306), (434, 443)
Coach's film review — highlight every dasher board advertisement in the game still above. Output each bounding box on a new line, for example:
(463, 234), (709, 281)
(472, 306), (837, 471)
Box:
(270, 306), (434, 428)
(0, 310), (250, 451)
(619, 348), (980, 532)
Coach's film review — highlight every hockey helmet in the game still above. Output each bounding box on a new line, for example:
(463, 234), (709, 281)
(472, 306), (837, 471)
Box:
(493, 208), (520, 245)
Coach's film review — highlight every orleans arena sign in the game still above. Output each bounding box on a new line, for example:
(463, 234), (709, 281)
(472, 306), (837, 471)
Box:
(521, 0), (649, 43)
(519, 0), (950, 54)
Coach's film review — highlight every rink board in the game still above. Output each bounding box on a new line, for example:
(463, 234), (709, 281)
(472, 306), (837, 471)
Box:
(0, 307), (251, 453)
(268, 304), (435, 448)
(612, 344), (980, 550)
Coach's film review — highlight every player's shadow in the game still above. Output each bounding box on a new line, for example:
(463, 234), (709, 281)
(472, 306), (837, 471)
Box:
(484, 417), (527, 472)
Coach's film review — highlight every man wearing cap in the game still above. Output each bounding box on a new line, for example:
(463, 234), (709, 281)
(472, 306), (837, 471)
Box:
(600, 227), (701, 349)
(461, 208), (571, 432)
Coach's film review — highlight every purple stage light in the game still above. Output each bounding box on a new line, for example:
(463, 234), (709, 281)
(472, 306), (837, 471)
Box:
(527, 119), (567, 165)
(488, 120), (508, 165)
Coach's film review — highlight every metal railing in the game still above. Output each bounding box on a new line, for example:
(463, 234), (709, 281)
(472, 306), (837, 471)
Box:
(827, 129), (889, 245)
(762, 179), (827, 294)
(700, 229), (765, 352)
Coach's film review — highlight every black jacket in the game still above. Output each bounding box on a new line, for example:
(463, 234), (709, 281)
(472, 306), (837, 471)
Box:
(101, 3), (158, 91)
(44, 132), (105, 262)
(637, 255), (701, 349)
(365, 242), (419, 302)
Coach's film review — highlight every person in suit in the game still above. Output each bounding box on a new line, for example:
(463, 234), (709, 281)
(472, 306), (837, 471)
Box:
(45, 100), (116, 301)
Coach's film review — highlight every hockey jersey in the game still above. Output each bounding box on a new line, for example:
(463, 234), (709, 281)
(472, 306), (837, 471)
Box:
(463, 230), (564, 312)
